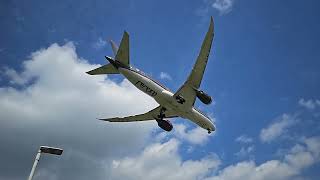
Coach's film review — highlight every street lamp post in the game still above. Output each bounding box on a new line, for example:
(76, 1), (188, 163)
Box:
(27, 146), (63, 180)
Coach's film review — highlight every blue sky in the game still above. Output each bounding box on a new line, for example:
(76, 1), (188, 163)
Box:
(1, 0), (320, 179)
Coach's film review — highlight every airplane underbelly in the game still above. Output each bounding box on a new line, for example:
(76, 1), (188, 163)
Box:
(185, 109), (213, 130)
(119, 68), (164, 98)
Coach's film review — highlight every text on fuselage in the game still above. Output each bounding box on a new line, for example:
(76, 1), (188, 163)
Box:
(135, 81), (157, 97)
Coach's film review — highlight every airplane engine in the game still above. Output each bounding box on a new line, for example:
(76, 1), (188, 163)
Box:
(195, 89), (212, 105)
(156, 119), (173, 132)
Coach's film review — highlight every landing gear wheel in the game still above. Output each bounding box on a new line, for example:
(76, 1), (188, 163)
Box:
(207, 129), (211, 134)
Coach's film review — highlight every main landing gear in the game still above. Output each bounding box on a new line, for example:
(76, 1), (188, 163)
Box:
(156, 107), (173, 132)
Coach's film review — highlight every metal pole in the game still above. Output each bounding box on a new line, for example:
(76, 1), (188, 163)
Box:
(27, 150), (41, 180)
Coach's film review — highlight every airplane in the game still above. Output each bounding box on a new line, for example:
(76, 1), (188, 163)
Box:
(87, 17), (216, 134)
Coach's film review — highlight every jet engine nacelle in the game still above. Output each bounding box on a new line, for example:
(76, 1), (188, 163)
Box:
(156, 119), (173, 132)
(195, 89), (212, 105)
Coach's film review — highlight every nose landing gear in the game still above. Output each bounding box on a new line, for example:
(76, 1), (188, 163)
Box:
(207, 129), (211, 134)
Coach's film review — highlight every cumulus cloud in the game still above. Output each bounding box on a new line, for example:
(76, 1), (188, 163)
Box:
(2, 66), (29, 85)
(104, 135), (320, 180)
(212, 0), (236, 14)
(110, 138), (221, 180)
(260, 114), (297, 143)
(173, 124), (211, 145)
(0, 42), (158, 180)
(206, 136), (320, 180)
(159, 72), (172, 80)
(298, 98), (320, 110)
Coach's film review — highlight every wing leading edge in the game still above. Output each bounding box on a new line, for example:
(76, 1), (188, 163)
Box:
(99, 106), (178, 122)
(174, 17), (214, 107)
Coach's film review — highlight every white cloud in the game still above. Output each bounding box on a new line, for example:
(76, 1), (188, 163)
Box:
(109, 136), (320, 180)
(298, 98), (320, 110)
(212, 0), (236, 14)
(235, 135), (254, 158)
(2, 66), (29, 85)
(260, 114), (297, 143)
(235, 146), (254, 158)
(235, 135), (253, 144)
(174, 124), (211, 145)
(159, 72), (172, 80)
(110, 138), (221, 180)
(206, 136), (320, 180)
(196, 0), (236, 19)
(93, 37), (107, 49)
(0, 42), (158, 179)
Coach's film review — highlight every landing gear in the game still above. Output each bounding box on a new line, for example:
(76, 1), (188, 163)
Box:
(207, 129), (211, 134)
(156, 119), (173, 132)
(156, 107), (173, 132)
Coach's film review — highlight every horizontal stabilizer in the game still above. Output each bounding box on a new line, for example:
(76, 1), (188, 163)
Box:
(86, 63), (119, 75)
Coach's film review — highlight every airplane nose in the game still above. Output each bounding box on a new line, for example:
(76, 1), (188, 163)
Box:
(206, 122), (216, 134)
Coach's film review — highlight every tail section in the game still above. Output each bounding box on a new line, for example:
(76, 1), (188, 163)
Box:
(86, 31), (130, 75)
(115, 31), (130, 66)
(110, 40), (118, 56)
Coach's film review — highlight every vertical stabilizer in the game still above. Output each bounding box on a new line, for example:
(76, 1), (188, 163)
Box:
(115, 31), (130, 66)
(110, 40), (118, 56)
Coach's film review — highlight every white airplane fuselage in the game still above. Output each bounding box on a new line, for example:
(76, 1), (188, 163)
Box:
(119, 67), (215, 132)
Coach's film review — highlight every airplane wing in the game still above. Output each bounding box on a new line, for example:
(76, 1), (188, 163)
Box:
(99, 106), (178, 122)
(174, 17), (214, 107)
